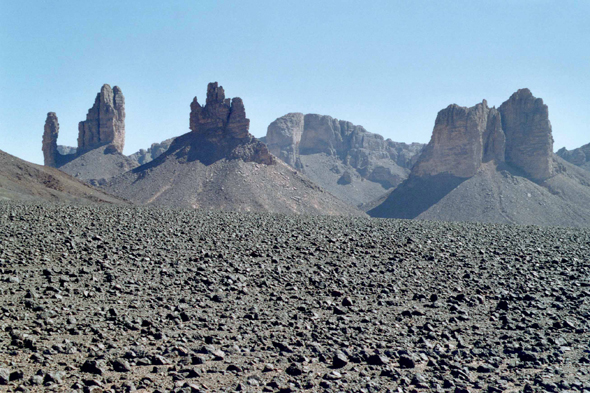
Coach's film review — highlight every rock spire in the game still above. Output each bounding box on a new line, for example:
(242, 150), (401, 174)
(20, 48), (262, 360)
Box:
(185, 82), (273, 165)
(78, 84), (126, 154)
(42, 84), (126, 168)
(42, 112), (60, 167)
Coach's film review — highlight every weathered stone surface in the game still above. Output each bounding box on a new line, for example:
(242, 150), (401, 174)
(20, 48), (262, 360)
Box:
(557, 143), (590, 171)
(184, 82), (273, 165)
(266, 113), (305, 169)
(265, 113), (424, 206)
(42, 112), (59, 167)
(56, 145), (77, 156)
(498, 88), (554, 180)
(412, 89), (553, 181)
(369, 89), (585, 223)
(413, 100), (505, 178)
(78, 84), (126, 154)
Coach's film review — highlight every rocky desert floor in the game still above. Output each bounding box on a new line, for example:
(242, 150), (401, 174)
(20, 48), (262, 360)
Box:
(0, 202), (589, 393)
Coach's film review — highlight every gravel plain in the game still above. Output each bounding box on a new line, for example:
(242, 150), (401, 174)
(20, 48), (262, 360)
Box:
(1, 202), (589, 393)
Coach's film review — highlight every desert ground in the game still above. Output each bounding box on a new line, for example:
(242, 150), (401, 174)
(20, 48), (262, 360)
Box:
(1, 202), (589, 392)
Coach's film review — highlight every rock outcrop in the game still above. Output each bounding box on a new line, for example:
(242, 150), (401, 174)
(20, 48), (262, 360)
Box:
(557, 143), (590, 172)
(265, 113), (423, 206)
(182, 82), (273, 165)
(43, 84), (127, 169)
(369, 89), (589, 226)
(412, 89), (553, 181)
(128, 138), (174, 165)
(78, 84), (126, 154)
(101, 83), (362, 216)
(413, 101), (505, 178)
(498, 89), (554, 180)
(42, 112), (60, 167)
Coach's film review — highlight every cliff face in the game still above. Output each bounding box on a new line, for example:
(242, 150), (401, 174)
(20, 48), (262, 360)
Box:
(267, 113), (422, 172)
(265, 113), (424, 206)
(369, 89), (577, 224)
(78, 84), (126, 154)
(413, 101), (505, 178)
(412, 89), (553, 181)
(498, 89), (554, 180)
(42, 84), (126, 168)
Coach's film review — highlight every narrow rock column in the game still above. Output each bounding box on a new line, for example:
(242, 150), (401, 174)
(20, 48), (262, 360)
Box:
(42, 112), (60, 167)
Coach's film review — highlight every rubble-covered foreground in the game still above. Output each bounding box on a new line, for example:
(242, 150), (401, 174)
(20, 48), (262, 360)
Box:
(0, 202), (589, 393)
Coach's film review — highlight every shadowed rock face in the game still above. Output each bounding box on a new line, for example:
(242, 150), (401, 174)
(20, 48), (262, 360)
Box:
(180, 82), (273, 165)
(78, 84), (126, 154)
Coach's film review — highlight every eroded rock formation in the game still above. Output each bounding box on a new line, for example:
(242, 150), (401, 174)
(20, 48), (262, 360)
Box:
(42, 84), (126, 168)
(499, 89), (554, 180)
(413, 89), (553, 181)
(413, 101), (505, 178)
(78, 84), (126, 154)
(557, 143), (590, 171)
(180, 82), (273, 165)
(266, 113), (423, 183)
(42, 113), (60, 167)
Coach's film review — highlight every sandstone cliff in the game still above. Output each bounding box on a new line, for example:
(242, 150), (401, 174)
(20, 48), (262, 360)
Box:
(265, 113), (423, 207)
(369, 89), (590, 227)
(498, 88), (554, 180)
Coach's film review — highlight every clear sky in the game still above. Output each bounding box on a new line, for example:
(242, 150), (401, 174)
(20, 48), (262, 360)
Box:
(1, 0), (589, 164)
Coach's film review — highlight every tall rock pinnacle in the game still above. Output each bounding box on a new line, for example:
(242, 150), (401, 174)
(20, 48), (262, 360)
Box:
(184, 82), (273, 165)
(498, 88), (554, 180)
(42, 112), (60, 167)
(189, 82), (250, 142)
(78, 84), (126, 154)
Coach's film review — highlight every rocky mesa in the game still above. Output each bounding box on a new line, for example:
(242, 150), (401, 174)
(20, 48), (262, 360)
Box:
(265, 113), (423, 207)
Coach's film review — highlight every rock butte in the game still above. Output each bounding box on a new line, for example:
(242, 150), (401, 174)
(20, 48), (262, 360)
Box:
(42, 84), (126, 168)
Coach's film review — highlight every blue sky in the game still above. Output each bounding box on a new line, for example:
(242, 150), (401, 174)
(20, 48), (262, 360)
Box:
(1, 0), (589, 164)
